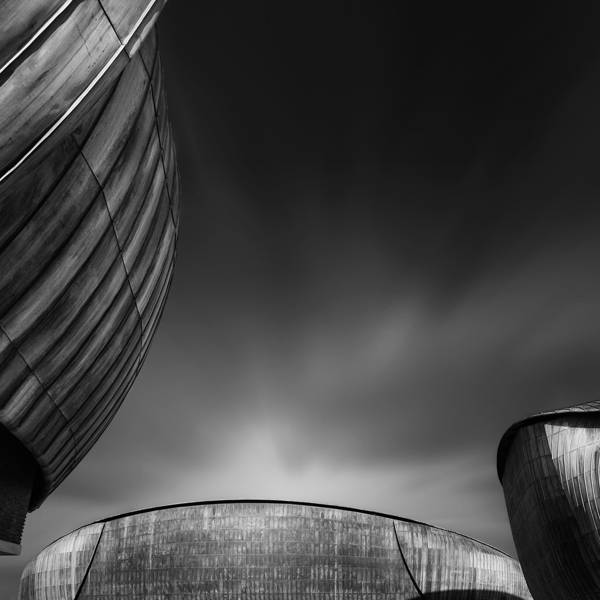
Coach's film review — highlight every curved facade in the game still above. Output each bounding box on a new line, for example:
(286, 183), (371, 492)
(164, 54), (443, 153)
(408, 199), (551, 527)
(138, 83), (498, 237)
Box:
(18, 500), (532, 600)
(498, 401), (600, 600)
(0, 1), (179, 554)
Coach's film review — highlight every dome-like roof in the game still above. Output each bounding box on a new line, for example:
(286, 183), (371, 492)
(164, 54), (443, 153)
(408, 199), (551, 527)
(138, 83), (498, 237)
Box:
(19, 500), (532, 599)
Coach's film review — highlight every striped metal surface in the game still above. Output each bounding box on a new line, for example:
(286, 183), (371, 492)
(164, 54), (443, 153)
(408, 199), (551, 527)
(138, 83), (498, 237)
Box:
(18, 501), (532, 600)
(499, 406), (600, 600)
(0, 0), (170, 183)
(497, 400), (600, 481)
(19, 523), (104, 600)
(395, 521), (529, 598)
(0, 0), (179, 522)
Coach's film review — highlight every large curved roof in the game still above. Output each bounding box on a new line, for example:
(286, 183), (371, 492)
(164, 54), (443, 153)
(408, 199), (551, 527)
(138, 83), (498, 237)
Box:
(19, 500), (532, 600)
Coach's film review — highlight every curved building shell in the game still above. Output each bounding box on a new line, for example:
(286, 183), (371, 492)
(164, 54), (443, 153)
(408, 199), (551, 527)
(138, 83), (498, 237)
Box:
(0, 1), (179, 554)
(19, 500), (532, 600)
(498, 401), (600, 600)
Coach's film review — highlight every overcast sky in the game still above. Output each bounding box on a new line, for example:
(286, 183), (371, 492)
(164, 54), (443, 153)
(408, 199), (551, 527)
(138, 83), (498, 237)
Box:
(4, 1), (600, 596)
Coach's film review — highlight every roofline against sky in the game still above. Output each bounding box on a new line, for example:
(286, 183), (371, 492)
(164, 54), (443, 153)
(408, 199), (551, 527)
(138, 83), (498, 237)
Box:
(497, 400), (600, 482)
(43, 498), (514, 559)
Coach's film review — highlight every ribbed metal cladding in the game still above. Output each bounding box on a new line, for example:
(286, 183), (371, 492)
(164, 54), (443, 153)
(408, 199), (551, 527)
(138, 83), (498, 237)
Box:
(499, 408), (600, 600)
(0, 0), (179, 532)
(18, 501), (533, 600)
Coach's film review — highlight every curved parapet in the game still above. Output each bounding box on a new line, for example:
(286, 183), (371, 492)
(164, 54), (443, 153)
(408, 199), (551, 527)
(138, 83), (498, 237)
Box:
(18, 500), (532, 599)
(498, 401), (600, 600)
(0, 1), (179, 554)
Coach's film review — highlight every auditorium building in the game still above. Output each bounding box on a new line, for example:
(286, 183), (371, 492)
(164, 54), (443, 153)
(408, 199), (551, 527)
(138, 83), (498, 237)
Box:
(19, 500), (532, 600)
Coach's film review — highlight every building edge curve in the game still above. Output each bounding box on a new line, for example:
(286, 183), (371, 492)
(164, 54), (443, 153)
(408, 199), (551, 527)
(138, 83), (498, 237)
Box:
(497, 399), (600, 482)
(19, 499), (533, 600)
(0, 1), (180, 553)
(54, 497), (520, 557)
(497, 401), (600, 600)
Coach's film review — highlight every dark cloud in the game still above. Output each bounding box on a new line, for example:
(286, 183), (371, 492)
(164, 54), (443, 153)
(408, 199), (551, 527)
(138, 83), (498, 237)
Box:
(4, 2), (600, 596)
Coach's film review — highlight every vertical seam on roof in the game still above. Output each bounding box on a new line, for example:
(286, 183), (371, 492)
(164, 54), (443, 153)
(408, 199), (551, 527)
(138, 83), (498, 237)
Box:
(0, 0), (76, 76)
(77, 150), (144, 338)
(96, 0), (119, 37)
(0, 0), (167, 184)
(74, 523), (105, 600)
(122, 0), (163, 47)
(144, 31), (179, 237)
(393, 522), (426, 599)
(0, 323), (78, 461)
(0, 41), (127, 183)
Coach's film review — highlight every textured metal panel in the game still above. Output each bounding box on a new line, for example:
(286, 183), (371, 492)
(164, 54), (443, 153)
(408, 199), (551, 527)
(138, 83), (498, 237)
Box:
(501, 413), (600, 600)
(497, 399), (600, 481)
(18, 523), (104, 600)
(0, 0), (67, 69)
(98, 0), (169, 57)
(395, 520), (530, 599)
(0, 15), (179, 516)
(0, 1), (121, 178)
(0, 0), (172, 183)
(19, 502), (532, 599)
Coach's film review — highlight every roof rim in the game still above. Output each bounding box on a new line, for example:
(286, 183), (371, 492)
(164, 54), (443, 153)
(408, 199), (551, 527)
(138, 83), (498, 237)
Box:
(45, 498), (515, 559)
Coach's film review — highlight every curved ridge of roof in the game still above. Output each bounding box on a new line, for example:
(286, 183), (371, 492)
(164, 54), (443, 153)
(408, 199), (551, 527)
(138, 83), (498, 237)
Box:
(497, 399), (600, 483)
(46, 498), (515, 559)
